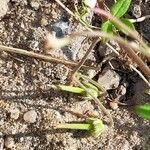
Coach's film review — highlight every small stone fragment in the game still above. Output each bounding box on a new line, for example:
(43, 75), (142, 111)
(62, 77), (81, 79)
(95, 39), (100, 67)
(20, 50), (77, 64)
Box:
(23, 110), (37, 123)
(132, 4), (141, 18)
(10, 108), (20, 120)
(109, 101), (118, 110)
(4, 137), (15, 149)
(41, 18), (48, 26)
(98, 45), (113, 57)
(30, 1), (40, 10)
(98, 69), (121, 90)
(0, 0), (9, 19)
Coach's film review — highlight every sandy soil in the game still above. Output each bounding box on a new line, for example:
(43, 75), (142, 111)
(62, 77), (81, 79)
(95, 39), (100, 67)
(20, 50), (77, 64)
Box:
(0, 0), (149, 150)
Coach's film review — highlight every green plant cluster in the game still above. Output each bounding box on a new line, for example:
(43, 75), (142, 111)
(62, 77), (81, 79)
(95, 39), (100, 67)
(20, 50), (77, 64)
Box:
(101, 0), (135, 42)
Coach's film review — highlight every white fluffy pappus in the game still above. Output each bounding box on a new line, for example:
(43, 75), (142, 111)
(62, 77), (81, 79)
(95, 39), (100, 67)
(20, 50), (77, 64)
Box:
(44, 33), (70, 50)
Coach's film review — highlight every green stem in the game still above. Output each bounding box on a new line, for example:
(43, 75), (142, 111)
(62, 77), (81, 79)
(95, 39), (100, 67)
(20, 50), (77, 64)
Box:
(56, 123), (92, 130)
(49, 84), (85, 94)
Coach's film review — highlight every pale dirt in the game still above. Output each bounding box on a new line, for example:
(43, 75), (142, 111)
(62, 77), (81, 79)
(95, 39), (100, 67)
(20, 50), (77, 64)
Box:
(0, 0), (149, 150)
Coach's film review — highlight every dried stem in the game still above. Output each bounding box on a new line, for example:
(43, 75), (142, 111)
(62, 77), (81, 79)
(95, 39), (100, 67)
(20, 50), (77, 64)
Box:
(93, 8), (150, 53)
(120, 44), (150, 80)
(0, 45), (96, 70)
(130, 65), (150, 87)
(71, 31), (150, 79)
(106, 43), (150, 86)
(70, 38), (99, 77)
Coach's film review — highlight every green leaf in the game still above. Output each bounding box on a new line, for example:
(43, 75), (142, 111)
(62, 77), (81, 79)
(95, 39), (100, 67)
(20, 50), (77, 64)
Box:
(114, 18), (135, 35)
(51, 83), (99, 99)
(134, 103), (150, 120)
(101, 21), (113, 43)
(52, 85), (86, 95)
(111, 0), (132, 18)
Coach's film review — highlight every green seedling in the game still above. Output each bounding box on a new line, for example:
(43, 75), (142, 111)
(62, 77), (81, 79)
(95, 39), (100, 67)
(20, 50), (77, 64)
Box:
(56, 117), (105, 137)
(50, 73), (105, 99)
(50, 83), (98, 99)
(101, 0), (135, 42)
(50, 72), (113, 127)
(134, 103), (150, 120)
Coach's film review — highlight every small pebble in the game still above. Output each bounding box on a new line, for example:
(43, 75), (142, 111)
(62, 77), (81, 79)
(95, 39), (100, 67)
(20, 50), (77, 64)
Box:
(132, 4), (141, 18)
(10, 108), (20, 120)
(23, 110), (37, 123)
(30, 1), (40, 10)
(109, 101), (118, 110)
(4, 137), (15, 149)
(41, 18), (48, 26)
(98, 69), (121, 90)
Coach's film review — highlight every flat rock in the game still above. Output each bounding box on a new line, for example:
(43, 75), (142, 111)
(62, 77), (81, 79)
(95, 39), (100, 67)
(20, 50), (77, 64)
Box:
(98, 69), (121, 90)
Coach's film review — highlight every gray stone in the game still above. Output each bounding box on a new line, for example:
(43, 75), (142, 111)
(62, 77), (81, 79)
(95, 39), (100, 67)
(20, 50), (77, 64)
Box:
(98, 69), (121, 90)
(23, 110), (37, 123)
(98, 45), (113, 57)
(0, 0), (9, 19)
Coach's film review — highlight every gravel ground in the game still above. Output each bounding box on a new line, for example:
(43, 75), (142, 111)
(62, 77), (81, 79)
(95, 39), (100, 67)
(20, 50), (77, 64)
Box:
(0, 0), (150, 150)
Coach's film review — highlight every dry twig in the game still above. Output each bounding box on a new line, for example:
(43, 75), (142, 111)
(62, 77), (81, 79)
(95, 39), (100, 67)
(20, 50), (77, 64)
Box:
(0, 45), (96, 70)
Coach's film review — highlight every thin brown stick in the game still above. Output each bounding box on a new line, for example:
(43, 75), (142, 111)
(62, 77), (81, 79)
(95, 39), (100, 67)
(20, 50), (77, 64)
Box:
(72, 31), (150, 79)
(0, 45), (96, 70)
(70, 38), (99, 77)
